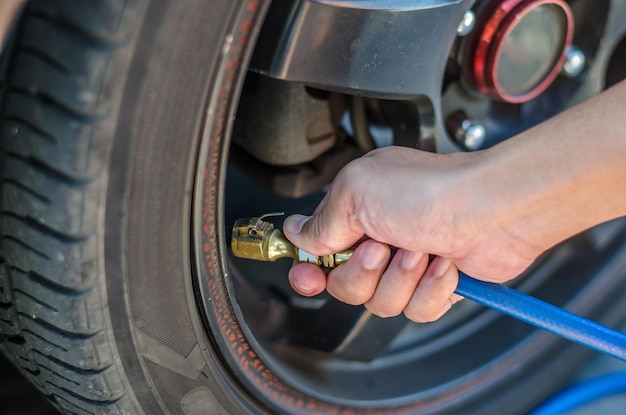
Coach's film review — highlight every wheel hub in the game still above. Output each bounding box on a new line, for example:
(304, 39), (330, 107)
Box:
(470, 0), (574, 103)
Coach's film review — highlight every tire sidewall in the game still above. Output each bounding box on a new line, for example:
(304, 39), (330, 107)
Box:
(105, 1), (267, 413)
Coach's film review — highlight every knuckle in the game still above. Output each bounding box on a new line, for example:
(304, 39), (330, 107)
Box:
(403, 307), (440, 324)
(366, 303), (402, 319)
(306, 216), (327, 243)
(327, 265), (379, 306)
(349, 289), (374, 305)
(328, 280), (373, 306)
(338, 158), (364, 180)
(362, 147), (387, 159)
(365, 292), (405, 318)
(335, 159), (369, 194)
(302, 216), (338, 254)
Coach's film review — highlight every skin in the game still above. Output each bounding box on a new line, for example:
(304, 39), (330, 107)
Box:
(283, 79), (626, 323)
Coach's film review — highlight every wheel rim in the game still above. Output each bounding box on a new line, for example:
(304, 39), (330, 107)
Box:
(191, 0), (626, 413)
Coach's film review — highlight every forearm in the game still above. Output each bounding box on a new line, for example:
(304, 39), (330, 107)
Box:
(284, 81), (626, 320)
(470, 80), (626, 258)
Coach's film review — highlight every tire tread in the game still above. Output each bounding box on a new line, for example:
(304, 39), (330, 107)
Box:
(0, 1), (140, 413)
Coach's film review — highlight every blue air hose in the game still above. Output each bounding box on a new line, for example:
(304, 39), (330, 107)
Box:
(529, 372), (626, 415)
(455, 273), (626, 362)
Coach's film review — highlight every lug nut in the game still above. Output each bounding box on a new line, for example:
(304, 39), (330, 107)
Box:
(561, 46), (586, 78)
(457, 10), (476, 37)
(446, 111), (486, 151)
(458, 123), (486, 151)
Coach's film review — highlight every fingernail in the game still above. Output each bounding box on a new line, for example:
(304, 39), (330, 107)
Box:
(284, 215), (310, 235)
(293, 278), (314, 294)
(400, 250), (424, 271)
(430, 257), (452, 279)
(362, 243), (388, 270)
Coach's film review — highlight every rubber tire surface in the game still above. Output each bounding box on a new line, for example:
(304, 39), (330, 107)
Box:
(0, 0), (264, 414)
(2, 1), (626, 415)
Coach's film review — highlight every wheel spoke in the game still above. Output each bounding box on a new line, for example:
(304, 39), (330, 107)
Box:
(251, 0), (471, 98)
(286, 299), (408, 361)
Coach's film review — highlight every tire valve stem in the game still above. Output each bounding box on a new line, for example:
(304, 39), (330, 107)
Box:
(231, 214), (354, 268)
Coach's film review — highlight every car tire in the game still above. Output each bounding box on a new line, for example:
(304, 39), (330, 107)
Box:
(2, 1), (626, 415)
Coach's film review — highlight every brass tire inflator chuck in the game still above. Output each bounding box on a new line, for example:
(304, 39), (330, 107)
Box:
(232, 214), (626, 361)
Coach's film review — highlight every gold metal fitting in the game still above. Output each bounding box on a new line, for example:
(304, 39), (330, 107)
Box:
(231, 214), (355, 268)
(231, 213), (298, 262)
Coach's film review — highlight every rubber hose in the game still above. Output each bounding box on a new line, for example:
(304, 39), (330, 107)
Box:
(529, 371), (626, 415)
(455, 273), (626, 362)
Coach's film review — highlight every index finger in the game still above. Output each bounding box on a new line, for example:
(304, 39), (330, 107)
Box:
(283, 180), (364, 255)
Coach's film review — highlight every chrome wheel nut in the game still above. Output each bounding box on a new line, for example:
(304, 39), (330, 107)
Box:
(457, 10), (476, 37)
(561, 46), (586, 78)
(446, 111), (486, 151)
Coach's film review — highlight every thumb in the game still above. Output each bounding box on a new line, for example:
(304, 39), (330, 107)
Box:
(283, 210), (364, 255)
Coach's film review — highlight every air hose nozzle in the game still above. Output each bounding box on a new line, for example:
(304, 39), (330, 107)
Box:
(231, 213), (354, 267)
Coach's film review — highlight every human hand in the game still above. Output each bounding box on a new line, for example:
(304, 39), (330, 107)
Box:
(283, 146), (541, 322)
(283, 81), (626, 323)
